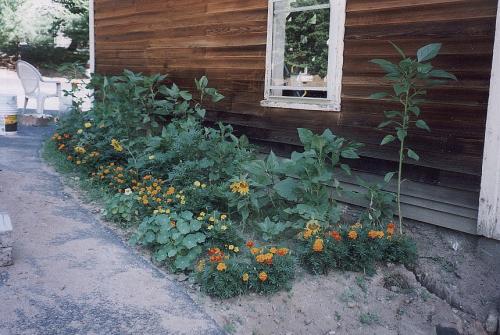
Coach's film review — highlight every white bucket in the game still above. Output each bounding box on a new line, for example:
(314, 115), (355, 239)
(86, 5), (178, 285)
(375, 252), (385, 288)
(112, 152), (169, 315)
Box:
(0, 95), (18, 136)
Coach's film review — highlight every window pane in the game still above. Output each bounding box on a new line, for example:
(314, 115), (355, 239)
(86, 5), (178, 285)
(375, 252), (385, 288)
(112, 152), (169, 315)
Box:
(271, 0), (330, 99)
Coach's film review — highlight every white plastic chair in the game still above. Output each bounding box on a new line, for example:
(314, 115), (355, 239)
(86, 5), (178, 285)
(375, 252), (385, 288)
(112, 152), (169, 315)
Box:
(16, 60), (61, 116)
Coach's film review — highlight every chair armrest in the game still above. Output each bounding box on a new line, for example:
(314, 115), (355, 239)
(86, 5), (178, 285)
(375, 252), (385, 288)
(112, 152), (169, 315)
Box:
(41, 78), (62, 97)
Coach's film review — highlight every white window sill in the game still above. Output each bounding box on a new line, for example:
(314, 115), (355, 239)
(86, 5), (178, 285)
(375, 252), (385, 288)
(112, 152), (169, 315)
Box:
(260, 98), (341, 112)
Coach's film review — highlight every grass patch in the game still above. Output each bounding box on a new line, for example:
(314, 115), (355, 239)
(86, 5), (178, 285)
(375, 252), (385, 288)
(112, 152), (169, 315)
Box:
(359, 312), (380, 325)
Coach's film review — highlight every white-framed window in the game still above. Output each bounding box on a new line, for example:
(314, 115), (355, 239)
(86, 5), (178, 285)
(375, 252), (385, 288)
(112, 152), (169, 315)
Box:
(261, 0), (346, 111)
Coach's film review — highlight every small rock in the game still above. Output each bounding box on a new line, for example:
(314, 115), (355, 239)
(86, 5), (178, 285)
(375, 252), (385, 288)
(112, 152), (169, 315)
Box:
(304, 319), (312, 325)
(176, 274), (188, 282)
(347, 302), (356, 308)
(485, 310), (499, 333)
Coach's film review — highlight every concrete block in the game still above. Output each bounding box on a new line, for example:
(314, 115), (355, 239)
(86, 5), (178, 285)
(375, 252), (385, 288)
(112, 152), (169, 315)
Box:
(0, 213), (13, 266)
(0, 247), (12, 266)
(0, 213), (13, 248)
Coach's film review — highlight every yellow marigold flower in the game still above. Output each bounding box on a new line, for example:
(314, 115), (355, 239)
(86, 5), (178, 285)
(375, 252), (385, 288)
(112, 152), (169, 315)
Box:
(201, 183), (207, 189)
(77, 129), (83, 134)
(350, 222), (363, 229)
(193, 181), (201, 187)
(153, 210), (159, 215)
(258, 271), (268, 282)
(312, 238), (324, 252)
(348, 230), (358, 240)
(220, 225), (227, 231)
(124, 188), (132, 195)
(216, 262), (227, 271)
(306, 219), (321, 233)
(242, 273), (249, 282)
(228, 245), (234, 250)
(76, 160), (81, 165)
(199, 211), (206, 217)
(208, 216), (215, 222)
(220, 214), (227, 220)
(165, 209), (171, 214)
(149, 155), (155, 160)
(197, 216), (203, 221)
(207, 225), (214, 230)
(142, 199), (149, 205)
(196, 259), (205, 272)
(230, 180), (250, 196)
(84, 122), (92, 128)
(269, 247), (277, 254)
(180, 200), (186, 205)
(110, 139), (123, 152)
(234, 247), (239, 253)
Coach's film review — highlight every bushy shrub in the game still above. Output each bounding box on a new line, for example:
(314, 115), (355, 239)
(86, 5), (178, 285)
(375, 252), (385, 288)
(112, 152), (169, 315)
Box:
(298, 222), (416, 275)
(196, 242), (295, 298)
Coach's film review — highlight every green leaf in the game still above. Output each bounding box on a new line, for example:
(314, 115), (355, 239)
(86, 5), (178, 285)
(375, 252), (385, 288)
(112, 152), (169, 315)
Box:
(381, 134), (395, 145)
(415, 119), (431, 132)
(407, 149), (420, 161)
(177, 220), (190, 234)
(179, 91), (192, 100)
(370, 59), (399, 74)
(384, 110), (401, 118)
(409, 106), (421, 116)
(417, 43), (442, 62)
(397, 129), (407, 142)
(369, 92), (388, 99)
(384, 172), (395, 183)
(378, 120), (392, 128)
(389, 41), (406, 58)
(297, 128), (314, 146)
(182, 233), (206, 249)
(340, 164), (352, 175)
(273, 177), (298, 201)
(341, 149), (359, 159)
(429, 69), (457, 80)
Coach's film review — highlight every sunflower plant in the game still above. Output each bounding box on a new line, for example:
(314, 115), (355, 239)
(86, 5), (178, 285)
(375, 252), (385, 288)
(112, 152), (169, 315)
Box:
(369, 42), (457, 233)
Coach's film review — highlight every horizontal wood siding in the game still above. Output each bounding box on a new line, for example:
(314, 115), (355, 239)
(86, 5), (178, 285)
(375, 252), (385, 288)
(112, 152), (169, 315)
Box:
(94, 0), (497, 180)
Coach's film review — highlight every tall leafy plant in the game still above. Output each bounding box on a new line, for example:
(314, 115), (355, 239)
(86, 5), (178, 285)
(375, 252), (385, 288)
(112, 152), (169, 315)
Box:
(369, 43), (456, 233)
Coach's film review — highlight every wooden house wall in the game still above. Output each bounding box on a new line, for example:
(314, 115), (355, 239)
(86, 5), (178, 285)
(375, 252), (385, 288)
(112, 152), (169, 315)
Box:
(94, 0), (498, 189)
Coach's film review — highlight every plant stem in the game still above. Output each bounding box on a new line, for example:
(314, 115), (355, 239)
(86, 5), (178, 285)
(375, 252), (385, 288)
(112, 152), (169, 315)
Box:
(397, 135), (404, 234)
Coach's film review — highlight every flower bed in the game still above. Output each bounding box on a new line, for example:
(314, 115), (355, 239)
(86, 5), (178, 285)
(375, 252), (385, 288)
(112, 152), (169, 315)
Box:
(46, 70), (416, 298)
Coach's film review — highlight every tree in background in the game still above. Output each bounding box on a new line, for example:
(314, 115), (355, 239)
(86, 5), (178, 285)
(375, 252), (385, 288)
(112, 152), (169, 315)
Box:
(284, 0), (329, 78)
(53, 0), (89, 50)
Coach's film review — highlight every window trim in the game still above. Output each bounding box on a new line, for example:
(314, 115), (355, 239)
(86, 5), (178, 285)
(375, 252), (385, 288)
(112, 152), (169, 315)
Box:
(262, 0), (347, 112)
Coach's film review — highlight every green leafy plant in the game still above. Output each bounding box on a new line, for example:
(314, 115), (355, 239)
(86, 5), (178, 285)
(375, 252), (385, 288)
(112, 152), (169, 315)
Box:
(369, 43), (457, 233)
(357, 178), (397, 227)
(130, 211), (207, 271)
(104, 192), (142, 226)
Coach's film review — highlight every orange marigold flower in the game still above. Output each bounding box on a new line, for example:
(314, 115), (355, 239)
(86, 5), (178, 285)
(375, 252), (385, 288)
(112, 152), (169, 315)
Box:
(246, 241), (254, 248)
(250, 247), (261, 255)
(303, 229), (313, 239)
(256, 253), (273, 265)
(277, 248), (289, 256)
(348, 230), (358, 240)
(230, 180), (250, 196)
(368, 230), (378, 239)
(216, 262), (227, 271)
(312, 238), (324, 252)
(242, 273), (249, 282)
(258, 271), (268, 282)
(387, 222), (395, 235)
(329, 231), (341, 241)
(208, 247), (221, 255)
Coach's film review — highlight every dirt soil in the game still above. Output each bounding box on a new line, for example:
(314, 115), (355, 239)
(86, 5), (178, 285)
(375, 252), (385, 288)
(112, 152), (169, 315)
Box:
(32, 127), (500, 335)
